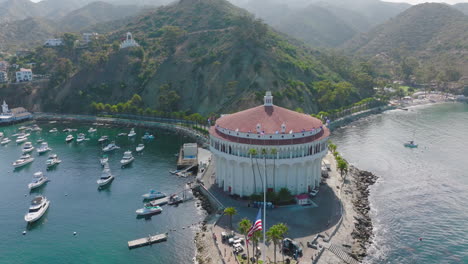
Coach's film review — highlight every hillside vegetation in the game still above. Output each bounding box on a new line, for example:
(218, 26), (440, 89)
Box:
(343, 3), (468, 86)
(2, 0), (377, 117)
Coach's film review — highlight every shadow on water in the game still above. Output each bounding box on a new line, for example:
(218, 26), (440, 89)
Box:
(98, 182), (114, 192)
(136, 211), (162, 220)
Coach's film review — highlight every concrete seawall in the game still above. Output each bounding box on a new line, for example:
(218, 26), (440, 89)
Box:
(328, 106), (395, 131)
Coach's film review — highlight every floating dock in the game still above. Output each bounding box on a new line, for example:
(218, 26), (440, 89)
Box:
(128, 233), (168, 249)
(150, 197), (169, 206)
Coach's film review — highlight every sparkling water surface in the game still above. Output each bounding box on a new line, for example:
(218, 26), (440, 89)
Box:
(332, 103), (468, 264)
(0, 122), (205, 264)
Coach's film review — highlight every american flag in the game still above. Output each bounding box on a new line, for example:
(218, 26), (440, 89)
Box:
(247, 209), (263, 242)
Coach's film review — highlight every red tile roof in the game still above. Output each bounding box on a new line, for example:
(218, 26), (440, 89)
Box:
(215, 105), (323, 134)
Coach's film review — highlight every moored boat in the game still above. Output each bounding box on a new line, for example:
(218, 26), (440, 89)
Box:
(97, 168), (114, 187)
(102, 142), (120, 152)
(24, 196), (50, 223)
(46, 154), (61, 168)
(1, 137), (11, 145)
(100, 155), (108, 166)
(128, 128), (136, 138)
(37, 142), (52, 154)
(118, 133), (127, 137)
(36, 138), (44, 143)
(98, 135), (109, 143)
(49, 128), (58, 133)
(16, 136), (28, 144)
(136, 144), (145, 152)
(135, 204), (162, 216)
(76, 133), (85, 143)
(28, 172), (48, 190)
(88, 127), (97, 133)
(142, 190), (166, 200)
(22, 142), (35, 153)
(142, 132), (154, 140)
(13, 154), (34, 168)
(65, 135), (74, 143)
(120, 150), (135, 166)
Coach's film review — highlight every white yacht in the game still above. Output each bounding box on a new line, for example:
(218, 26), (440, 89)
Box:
(98, 135), (109, 143)
(49, 128), (58, 133)
(102, 142), (120, 152)
(65, 135), (74, 143)
(22, 142), (35, 153)
(88, 127), (97, 133)
(97, 168), (114, 187)
(142, 190), (166, 200)
(120, 150), (135, 166)
(118, 133), (127, 137)
(31, 125), (42, 132)
(36, 138), (44, 143)
(128, 128), (136, 138)
(136, 205), (162, 216)
(1, 137), (11, 145)
(46, 154), (61, 168)
(13, 154), (34, 168)
(28, 172), (48, 190)
(16, 136), (28, 144)
(136, 144), (145, 152)
(24, 196), (50, 223)
(76, 133), (85, 143)
(37, 142), (52, 154)
(0, 132), (4, 137)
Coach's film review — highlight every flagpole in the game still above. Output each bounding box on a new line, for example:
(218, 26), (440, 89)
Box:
(263, 155), (266, 263)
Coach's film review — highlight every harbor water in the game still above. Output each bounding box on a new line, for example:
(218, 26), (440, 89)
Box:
(332, 103), (468, 264)
(0, 122), (205, 264)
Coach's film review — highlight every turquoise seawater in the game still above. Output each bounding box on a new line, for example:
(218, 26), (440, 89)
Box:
(0, 122), (205, 264)
(332, 103), (468, 264)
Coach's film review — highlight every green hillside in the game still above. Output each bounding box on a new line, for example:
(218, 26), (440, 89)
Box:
(2, 0), (377, 117)
(343, 3), (468, 85)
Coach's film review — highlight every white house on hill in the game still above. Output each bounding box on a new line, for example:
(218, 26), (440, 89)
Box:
(16, 68), (32, 82)
(44, 39), (63, 47)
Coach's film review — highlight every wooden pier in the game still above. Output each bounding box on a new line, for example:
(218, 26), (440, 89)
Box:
(128, 233), (168, 249)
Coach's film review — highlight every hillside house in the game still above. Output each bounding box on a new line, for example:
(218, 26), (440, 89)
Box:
(0, 71), (7, 83)
(16, 68), (33, 82)
(44, 39), (63, 47)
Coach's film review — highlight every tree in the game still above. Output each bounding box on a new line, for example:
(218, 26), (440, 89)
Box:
(328, 143), (337, 153)
(238, 218), (252, 262)
(266, 223), (288, 264)
(158, 84), (180, 112)
(224, 207), (237, 230)
(248, 148), (258, 194)
(261, 148), (268, 193)
(278, 188), (292, 203)
(337, 158), (348, 179)
(62, 33), (78, 51)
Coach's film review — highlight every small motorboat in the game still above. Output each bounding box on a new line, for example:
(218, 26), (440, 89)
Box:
(128, 128), (136, 138)
(169, 169), (180, 175)
(136, 204), (162, 216)
(22, 142), (35, 153)
(31, 125), (42, 132)
(49, 128), (58, 133)
(65, 135), (74, 143)
(100, 155), (108, 166)
(0, 132), (4, 138)
(13, 154), (34, 168)
(16, 136), (28, 144)
(76, 133), (85, 143)
(1, 137), (11, 145)
(88, 127), (97, 133)
(46, 154), (61, 168)
(37, 142), (52, 154)
(404, 141), (418, 148)
(19, 126), (28, 131)
(136, 144), (145, 152)
(120, 150), (135, 166)
(98, 135), (109, 143)
(118, 133), (127, 137)
(102, 142), (120, 152)
(28, 172), (48, 190)
(63, 128), (71, 132)
(142, 132), (154, 140)
(97, 168), (114, 187)
(24, 196), (50, 223)
(36, 138), (44, 143)
(168, 194), (183, 205)
(142, 190), (166, 200)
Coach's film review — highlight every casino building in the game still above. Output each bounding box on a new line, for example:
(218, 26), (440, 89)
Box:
(209, 92), (330, 197)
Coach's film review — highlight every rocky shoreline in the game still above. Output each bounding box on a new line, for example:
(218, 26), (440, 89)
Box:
(349, 166), (378, 261)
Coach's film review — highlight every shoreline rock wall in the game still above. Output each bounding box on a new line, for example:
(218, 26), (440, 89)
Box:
(349, 166), (378, 261)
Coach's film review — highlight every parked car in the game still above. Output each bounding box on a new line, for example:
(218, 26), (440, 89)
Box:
(309, 189), (319, 198)
(282, 238), (303, 257)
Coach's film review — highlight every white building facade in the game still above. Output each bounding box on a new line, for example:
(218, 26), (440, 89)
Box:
(44, 39), (63, 47)
(209, 92), (329, 197)
(0, 71), (7, 83)
(120, 32), (139, 49)
(16, 68), (32, 82)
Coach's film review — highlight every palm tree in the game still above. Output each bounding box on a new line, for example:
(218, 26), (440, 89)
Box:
(224, 207), (237, 230)
(337, 159), (349, 180)
(271, 148), (277, 192)
(250, 230), (262, 264)
(261, 148), (268, 192)
(266, 225), (281, 263)
(238, 218), (252, 262)
(248, 148), (258, 194)
(275, 223), (288, 263)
